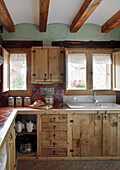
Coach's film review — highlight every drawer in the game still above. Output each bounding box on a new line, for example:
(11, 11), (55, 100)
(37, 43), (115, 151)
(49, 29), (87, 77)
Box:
(42, 140), (67, 148)
(42, 114), (67, 123)
(42, 131), (67, 140)
(42, 148), (67, 157)
(42, 122), (67, 131)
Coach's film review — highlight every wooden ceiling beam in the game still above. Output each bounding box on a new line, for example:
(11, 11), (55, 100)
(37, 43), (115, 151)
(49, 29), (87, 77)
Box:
(0, 0), (15, 32)
(39, 0), (50, 32)
(70, 0), (103, 32)
(101, 11), (120, 33)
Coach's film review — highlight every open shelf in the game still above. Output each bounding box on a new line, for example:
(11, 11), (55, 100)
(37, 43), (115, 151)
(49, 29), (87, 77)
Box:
(16, 130), (37, 136)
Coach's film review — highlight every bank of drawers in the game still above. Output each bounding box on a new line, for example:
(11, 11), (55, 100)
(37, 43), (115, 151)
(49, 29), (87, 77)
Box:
(41, 114), (67, 157)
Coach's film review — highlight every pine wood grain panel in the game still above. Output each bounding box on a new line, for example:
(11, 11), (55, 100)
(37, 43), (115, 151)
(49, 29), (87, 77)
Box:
(103, 114), (118, 156)
(37, 115), (42, 157)
(2, 48), (10, 92)
(42, 122), (67, 131)
(101, 11), (120, 33)
(49, 48), (64, 81)
(42, 114), (67, 123)
(42, 131), (67, 140)
(67, 114), (72, 157)
(42, 140), (67, 148)
(42, 148), (67, 157)
(70, 0), (103, 32)
(72, 114), (102, 157)
(0, 0), (15, 32)
(32, 48), (48, 81)
(118, 114), (120, 156)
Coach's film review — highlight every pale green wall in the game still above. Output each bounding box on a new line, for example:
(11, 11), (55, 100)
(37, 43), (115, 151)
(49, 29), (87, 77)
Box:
(1, 23), (120, 46)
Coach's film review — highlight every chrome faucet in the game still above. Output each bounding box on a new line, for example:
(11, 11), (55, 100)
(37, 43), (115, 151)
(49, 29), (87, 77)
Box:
(90, 89), (98, 103)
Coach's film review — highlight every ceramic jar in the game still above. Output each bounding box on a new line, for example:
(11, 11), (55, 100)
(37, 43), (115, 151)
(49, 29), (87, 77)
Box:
(16, 97), (22, 106)
(45, 95), (54, 105)
(8, 97), (14, 106)
(24, 97), (30, 106)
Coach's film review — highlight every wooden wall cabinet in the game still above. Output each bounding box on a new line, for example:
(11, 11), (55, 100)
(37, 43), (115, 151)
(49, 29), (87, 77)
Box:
(6, 120), (16, 170)
(31, 47), (64, 82)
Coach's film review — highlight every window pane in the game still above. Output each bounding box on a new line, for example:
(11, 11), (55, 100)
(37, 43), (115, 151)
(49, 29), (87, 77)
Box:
(10, 54), (27, 90)
(93, 54), (111, 90)
(67, 53), (86, 90)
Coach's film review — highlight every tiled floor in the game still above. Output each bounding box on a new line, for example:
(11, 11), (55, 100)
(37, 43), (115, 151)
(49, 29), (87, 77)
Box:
(17, 160), (120, 170)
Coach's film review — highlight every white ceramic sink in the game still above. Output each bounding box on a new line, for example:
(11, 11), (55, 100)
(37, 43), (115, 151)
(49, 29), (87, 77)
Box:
(66, 102), (120, 109)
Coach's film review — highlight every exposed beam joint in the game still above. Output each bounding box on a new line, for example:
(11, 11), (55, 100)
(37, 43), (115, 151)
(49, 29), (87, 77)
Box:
(70, 0), (103, 32)
(101, 11), (120, 33)
(39, 0), (50, 32)
(0, 0), (15, 32)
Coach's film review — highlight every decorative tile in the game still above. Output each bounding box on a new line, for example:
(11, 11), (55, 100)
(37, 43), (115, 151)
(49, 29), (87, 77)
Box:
(40, 88), (54, 95)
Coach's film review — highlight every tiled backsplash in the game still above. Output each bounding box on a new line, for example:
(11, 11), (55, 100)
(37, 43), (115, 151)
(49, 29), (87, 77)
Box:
(31, 84), (64, 104)
(0, 82), (119, 107)
(0, 83), (64, 107)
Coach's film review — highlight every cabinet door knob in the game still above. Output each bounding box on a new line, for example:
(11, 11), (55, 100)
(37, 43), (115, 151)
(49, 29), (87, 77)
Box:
(10, 133), (13, 139)
(50, 74), (52, 80)
(44, 73), (47, 80)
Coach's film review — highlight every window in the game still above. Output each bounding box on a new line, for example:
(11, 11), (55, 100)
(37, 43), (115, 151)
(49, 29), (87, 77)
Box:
(92, 54), (111, 90)
(65, 48), (115, 95)
(67, 53), (86, 90)
(2, 48), (31, 96)
(10, 54), (27, 90)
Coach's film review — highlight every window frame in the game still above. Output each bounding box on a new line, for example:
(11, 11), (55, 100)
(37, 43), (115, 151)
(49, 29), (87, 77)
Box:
(6, 48), (31, 96)
(65, 48), (90, 95)
(65, 48), (115, 95)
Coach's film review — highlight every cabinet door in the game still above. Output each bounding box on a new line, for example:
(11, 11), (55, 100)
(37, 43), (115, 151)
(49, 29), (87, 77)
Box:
(6, 120), (16, 170)
(2, 48), (10, 92)
(113, 51), (120, 91)
(71, 114), (102, 157)
(32, 48), (48, 81)
(103, 114), (119, 156)
(49, 48), (64, 81)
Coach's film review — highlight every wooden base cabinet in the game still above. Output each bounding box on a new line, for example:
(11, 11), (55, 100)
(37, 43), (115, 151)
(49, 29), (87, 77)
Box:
(6, 120), (16, 170)
(103, 113), (120, 157)
(18, 112), (120, 160)
(67, 113), (120, 158)
(40, 114), (67, 157)
(68, 114), (102, 157)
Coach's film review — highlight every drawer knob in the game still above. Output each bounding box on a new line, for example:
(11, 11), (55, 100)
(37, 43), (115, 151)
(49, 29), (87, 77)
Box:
(53, 117), (56, 122)
(53, 125), (56, 130)
(53, 150), (56, 155)
(53, 134), (56, 138)
(53, 142), (56, 147)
